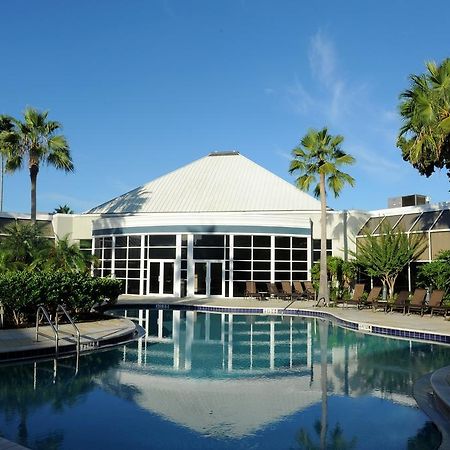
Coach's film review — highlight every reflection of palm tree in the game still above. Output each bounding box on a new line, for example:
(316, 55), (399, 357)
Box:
(319, 320), (328, 449)
(296, 422), (357, 450)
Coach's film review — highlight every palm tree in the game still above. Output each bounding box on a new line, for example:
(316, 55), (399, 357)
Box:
(0, 108), (73, 223)
(38, 234), (97, 273)
(289, 128), (355, 305)
(54, 204), (74, 214)
(397, 59), (450, 178)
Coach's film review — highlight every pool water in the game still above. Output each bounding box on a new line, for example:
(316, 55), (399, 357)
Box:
(0, 308), (448, 450)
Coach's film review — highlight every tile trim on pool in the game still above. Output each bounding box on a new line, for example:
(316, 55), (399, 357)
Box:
(123, 302), (450, 345)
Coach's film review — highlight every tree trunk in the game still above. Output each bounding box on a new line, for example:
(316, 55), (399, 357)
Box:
(319, 172), (329, 305)
(29, 165), (38, 224)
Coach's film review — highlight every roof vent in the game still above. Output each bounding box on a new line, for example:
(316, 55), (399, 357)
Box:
(208, 151), (240, 157)
(388, 194), (429, 208)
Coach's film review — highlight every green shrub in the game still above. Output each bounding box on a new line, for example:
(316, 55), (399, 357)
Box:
(0, 271), (122, 326)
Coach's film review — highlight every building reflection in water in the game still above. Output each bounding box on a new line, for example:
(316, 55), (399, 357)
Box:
(121, 308), (316, 377)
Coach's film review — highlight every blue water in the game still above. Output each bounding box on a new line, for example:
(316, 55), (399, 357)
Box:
(0, 308), (448, 449)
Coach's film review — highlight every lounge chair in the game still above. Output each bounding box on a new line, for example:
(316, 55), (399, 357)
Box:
(244, 281), (263, 300)
(344, 284), (366, 308)
(359, 286), (382, 310)
(293, 281), (308, 300)
(407, 288), (427, 316)
(303, 281), (316, 301)
(386, 290), (410, 314)
(281, 281), (303, 301)
(266, 282), (290, 300)
(427, 290), (448, 317)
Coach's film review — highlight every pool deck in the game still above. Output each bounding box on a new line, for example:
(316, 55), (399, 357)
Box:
(0, 318), (137, 362)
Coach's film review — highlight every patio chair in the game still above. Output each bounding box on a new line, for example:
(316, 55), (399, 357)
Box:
(427, 290), (448, 317)
(359, 286), (382, 310)
(244, 281), (263, 300)
(281, 281), (302, 301)
(344, 283), (366, 308)
(386, 290), (410, 314)
(293, 281), (308, 300)
(407, 288), (427, 316)
(303, 281), (316, 301)
(266, 282), (290, 300)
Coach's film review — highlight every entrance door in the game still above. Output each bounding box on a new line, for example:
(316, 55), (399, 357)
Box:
(194, 262), (224, 296)
(148, 261), (174, 295)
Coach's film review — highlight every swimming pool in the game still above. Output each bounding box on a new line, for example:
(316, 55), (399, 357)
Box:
(0, 308), (448, 449)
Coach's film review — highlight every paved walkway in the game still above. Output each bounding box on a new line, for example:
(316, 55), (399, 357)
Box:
(0, 318), (136, 358)
(118, 295), (450, 338)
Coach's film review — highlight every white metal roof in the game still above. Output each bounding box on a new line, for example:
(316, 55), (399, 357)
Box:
(88, 152), (321, 214)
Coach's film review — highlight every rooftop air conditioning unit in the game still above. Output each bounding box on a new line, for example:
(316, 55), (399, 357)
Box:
(388, 194), (429, 208)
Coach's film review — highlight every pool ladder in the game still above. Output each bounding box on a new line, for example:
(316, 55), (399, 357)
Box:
(36, 304), (81, 356)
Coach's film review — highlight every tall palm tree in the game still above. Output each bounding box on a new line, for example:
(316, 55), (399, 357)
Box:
(0, 108), (73, 223)
(289, 128), (355, 305)
(397, 58), (450, 178)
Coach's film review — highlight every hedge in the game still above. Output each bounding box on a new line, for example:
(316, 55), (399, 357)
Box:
(0, 271), (122, 326)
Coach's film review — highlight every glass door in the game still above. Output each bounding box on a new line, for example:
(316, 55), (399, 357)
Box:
(147, 261), (175, 295)
(194, 261), (224, 296)
(194, 262), (207, 295)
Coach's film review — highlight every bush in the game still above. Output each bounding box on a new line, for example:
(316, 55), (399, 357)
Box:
(0, 271), (122, 326)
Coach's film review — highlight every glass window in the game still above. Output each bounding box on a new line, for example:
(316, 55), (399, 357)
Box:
(128, 260), (140, 269)
(115, 270), (126, 278)
(253, 261), (270, 270)
(394, 213), (421, 232)
(293, 271), (308, 281)
(149, 235), (176, 246)
(194, 235), (224, 247)
(253, 236), (271, 247)
(234, 261), (251, 270)
(275, 262), (290, 270)
(94, 238), (103, 249)
(115, 248), (127, 260)
(234, 248), (251, 260)
(253, 271), (270, 281)
(115, 236), (127, 248)
(293, 250), (308, 261)
(181, 248), (187, 259)
(233, 271), (251, 280)
(103, 260), (111, 269)
(115, 260), (126, 269)
(275, 272), (291, 280)
(312, 240), (331, 251)
(275, 236), (290, 248)
(411, 211), (442, 232)
(79, 239), (92, 249)
(293, 261), (307, 270)
(149, 248), (176, 259)
(358, 217), (384, 235)
(104, 237), (112, 248)
(292, 237), (307, 248)
(193, 248), (224, 259)
(275, 249), (290, 261)
(253, 249), (271, 260)
(234, 235), (251, 247)
(128, 248), (141, 259)
(375, 215), (402, 232)
(127, 270), (140, 279)
(103, 249), (112, 259)
(181, 260), (187, 270)
(128, 235), (141, 247)
(432, 210), (450, 230)
(181, 234), (188, 245)
(127, 280), (140, 294)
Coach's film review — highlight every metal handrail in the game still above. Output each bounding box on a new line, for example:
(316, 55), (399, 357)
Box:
(56, 304), (81, 354)
(36, 305), (59, 355)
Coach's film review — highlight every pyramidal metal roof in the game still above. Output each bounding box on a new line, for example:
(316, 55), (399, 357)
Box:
(87, 151), (321, 214)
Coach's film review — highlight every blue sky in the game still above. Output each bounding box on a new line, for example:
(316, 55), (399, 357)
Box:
(1, 0), (450, 214)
